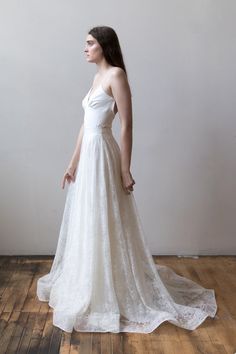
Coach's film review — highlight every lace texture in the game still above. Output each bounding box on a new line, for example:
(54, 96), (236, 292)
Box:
(37, 86), (217, 333)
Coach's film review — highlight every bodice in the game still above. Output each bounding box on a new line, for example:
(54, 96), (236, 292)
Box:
(82, 84), (116, 136)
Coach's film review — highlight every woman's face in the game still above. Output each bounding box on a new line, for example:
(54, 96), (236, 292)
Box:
(84, 34), (103, 63)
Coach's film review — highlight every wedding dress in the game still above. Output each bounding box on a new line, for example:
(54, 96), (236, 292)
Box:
(36, 83), (217, 333)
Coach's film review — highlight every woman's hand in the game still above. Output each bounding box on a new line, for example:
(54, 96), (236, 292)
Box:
(121, 170), (135, 194)
(61, 165), (77, 189)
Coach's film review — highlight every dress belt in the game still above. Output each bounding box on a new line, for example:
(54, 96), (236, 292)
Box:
(83, 126), (112, 136)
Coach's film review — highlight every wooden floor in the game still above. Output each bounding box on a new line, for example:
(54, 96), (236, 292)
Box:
(0, 255), (235, 354)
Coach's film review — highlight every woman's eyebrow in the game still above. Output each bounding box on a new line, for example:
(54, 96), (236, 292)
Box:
(86, 40), (94, 43)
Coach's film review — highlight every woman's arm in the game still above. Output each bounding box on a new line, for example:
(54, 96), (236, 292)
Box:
(61, 122), (84, 189)
(111, 68), (135, 194)
(68, 122), (84, 169)
(111, 68), (132, 172)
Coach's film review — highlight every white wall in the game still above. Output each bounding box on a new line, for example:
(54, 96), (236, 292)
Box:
(0, 0), (235, 255)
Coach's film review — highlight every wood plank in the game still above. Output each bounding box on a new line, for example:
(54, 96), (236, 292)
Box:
(27, 306), (49, 353)
(91, 332), (101, 353)
(0, 311), (21, 354)
(0, 311), (12, 339)
(111, 333), (123, 354)
(4, 311), (28, 353)
(37, 311), (54, 354)
(100, 332), (111, 354)
(122, 332), (136, 354)
(128, 333), (147, 354)
(78, 332), (92, 354)
(48, 326), (63, 353)
(68, 331), (80, 353)
(59, 331), (71, 354)
(16, 312), (37, 354)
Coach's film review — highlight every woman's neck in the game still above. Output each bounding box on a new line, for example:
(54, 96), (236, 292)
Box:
(96, 58), (112, 76)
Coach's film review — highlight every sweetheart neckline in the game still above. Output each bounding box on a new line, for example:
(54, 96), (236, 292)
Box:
(87, 84), (115, 102)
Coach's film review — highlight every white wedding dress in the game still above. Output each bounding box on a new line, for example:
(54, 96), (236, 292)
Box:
(36, 84), (217, 333)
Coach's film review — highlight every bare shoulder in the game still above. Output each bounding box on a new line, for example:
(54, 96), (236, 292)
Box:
(109, 67), (127, 82)
(107, 67), (131, 100)
(108, 67), (129, 93)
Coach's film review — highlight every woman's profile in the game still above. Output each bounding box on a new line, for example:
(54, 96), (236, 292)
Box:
(36, 25), (217, 333)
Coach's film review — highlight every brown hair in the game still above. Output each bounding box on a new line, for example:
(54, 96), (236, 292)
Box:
(88, 26), (127, 76)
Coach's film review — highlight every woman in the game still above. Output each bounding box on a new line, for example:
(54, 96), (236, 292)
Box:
(62, 27), (135, 196)
(37, 26), (217, 333)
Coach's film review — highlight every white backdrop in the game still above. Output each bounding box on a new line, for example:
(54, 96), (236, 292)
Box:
(0, 0), (235, 255)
